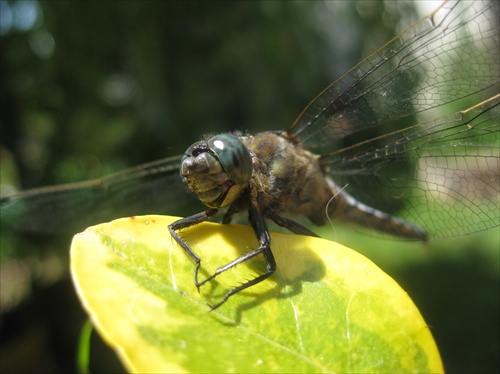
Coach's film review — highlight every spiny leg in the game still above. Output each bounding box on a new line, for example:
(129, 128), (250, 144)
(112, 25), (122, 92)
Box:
(265, 209), (319, 237)
(209, 205), (276, 310)
(168, 208), (218, 288)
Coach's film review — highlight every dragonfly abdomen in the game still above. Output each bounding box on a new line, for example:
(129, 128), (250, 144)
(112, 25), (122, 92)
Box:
(326, 180), (428, 241)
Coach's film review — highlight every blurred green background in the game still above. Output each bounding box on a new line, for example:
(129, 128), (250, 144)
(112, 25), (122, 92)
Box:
(0, 0), (498, 372)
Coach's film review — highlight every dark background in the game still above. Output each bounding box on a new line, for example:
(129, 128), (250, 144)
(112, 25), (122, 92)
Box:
(0, 0), (498, 372)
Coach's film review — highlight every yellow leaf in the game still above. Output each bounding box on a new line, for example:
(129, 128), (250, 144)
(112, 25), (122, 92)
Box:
(71, 215), (443, 373)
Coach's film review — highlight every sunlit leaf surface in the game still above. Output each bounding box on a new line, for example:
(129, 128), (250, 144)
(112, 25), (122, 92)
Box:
(71, 215), (443, 373)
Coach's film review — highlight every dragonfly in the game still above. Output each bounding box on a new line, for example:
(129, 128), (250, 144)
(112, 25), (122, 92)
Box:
(1, 0), (499, 309)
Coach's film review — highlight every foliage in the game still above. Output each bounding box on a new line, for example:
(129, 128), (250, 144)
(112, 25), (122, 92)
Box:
(71, 215), (443, 373)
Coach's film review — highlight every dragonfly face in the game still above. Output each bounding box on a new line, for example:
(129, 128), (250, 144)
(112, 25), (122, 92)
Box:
(180, 134), (253, 208)
(1, 0), (499, 308)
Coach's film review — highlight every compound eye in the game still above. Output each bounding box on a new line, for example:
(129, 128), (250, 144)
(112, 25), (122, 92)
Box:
(184, 141), (209, 157)
(207, 134), (252, 185)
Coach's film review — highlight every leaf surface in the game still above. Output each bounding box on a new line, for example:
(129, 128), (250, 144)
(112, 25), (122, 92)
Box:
(71, 215), (443, 373)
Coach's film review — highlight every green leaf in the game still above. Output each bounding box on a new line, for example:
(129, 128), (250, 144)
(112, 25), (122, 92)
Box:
(70, 215), (443, 373)
(76, 319), (93, 374)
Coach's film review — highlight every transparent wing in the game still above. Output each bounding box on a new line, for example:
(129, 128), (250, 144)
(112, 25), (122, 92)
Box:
(323, 95), (499, 238)
(288, 0), (499, 238)
(290, 0), (498, 152)
(0, 155), (200, 234)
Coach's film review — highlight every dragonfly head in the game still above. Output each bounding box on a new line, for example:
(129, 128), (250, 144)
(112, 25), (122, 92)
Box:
(180, 134), (253, 208)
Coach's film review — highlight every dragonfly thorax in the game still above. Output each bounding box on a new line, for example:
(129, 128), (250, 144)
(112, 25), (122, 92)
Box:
(180, 134), (253, 208)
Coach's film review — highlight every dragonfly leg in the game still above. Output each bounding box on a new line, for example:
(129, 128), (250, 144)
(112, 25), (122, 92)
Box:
(168, 208), (218, 288)
(221, 204), (239, 224)
(265, 210), (319, 237)
(209, 204), (276, 310)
